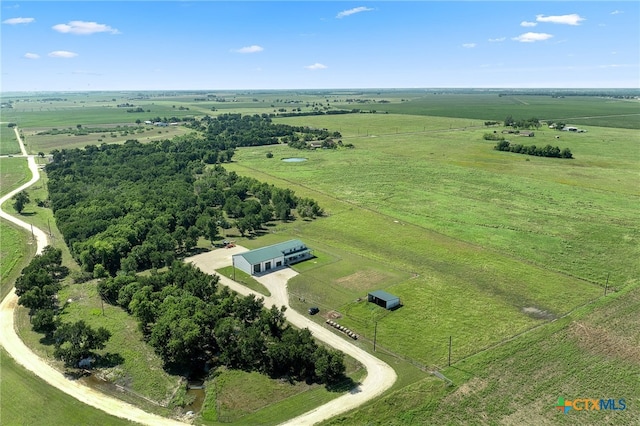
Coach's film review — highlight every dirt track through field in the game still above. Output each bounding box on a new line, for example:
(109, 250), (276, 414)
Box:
(0, 128), (186, 425)
(1, 127), (396, 425)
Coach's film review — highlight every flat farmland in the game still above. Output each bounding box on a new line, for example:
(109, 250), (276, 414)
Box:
(226, 113), (638, 366)
(340, 93), (640, 129)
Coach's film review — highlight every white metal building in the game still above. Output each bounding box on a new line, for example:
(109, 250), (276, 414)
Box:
(232, 239), (312, 275)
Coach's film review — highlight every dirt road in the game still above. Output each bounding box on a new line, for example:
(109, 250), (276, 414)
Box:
(187, 248), (397, 425)
(1, 127), (396, 425)
(0, 128), (186, 426)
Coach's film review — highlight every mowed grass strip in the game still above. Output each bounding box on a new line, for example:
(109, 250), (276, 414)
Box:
(0, 348), (135, 426)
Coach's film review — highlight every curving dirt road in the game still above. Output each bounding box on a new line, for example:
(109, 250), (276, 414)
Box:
(1, 127), (396, 425)
(0, 128), (186, 426)
(187, 248), (397, 425)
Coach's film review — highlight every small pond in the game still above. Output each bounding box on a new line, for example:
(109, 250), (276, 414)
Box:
(281, 157), (308, 162)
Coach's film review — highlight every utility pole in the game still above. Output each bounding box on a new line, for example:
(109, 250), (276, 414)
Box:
(373, 321), (378, 352)
(448, 336), (452, 367)
(604, 273), (610, 296)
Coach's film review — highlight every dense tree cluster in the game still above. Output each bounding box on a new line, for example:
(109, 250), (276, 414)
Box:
(97, 262), (346, 384)
(14, 246), (109, 367)
(494, 140), (573, 158)
(46, 134), (323, 276)
(504, 116), (541, 129)
(185, 113), (341, 148)
(15, 246), (67, 321)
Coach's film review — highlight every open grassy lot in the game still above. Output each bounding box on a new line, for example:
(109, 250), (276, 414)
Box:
(0, 157), (30, 197)
(325, 283), (640, 425)
(0, 348), (135, 426)
(224, 113), (637, 367)
(200, 355), (366, 425)
(0, 125), (21, 155)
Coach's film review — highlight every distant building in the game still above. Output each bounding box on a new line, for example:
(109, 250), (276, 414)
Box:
(232, 239), (312, 275)
(519, 131), (534, 137)
(368, 290), (401, 310)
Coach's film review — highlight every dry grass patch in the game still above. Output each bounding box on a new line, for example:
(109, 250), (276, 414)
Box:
(335, 270), (390, 291)
(569, 322), (640, 364)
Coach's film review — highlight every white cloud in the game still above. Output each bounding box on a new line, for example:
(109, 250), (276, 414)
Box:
(610, 10), (624, 15)
(462, 43), (476, 48)
(24, 52), (39, 59)
(512, 32), (553, 43)
(3, 17), (34, 24)
(233, 45), (264, 54)
(536, 14), (585, 26)
(520, 21), (537, 27)
(52, 20), (120, 35)
(305, 63), (327, 70)
(336, 6), (373, 19)
(488, 37), (506, 42)
(48, 50), (78, 58)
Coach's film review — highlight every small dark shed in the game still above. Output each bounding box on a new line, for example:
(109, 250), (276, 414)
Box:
(368, 290), (400, 310)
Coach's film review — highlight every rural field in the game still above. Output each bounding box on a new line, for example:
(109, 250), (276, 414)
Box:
(1, 89), (638, 424)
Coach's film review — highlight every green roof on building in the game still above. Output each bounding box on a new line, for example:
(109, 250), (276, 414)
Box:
(368, 290), (399, 302)
(234, 239), (307, 265)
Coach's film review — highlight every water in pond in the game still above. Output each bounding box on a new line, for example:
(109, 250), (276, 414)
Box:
(281, 157), (307, 162)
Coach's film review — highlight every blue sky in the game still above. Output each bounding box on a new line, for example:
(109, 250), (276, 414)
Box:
(2, 1), (638, 91)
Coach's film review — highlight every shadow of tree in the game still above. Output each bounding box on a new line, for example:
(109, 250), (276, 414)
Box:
(95, 352), (125, 368)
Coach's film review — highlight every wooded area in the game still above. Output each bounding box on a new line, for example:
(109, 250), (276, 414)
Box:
(46, 114), (324, 277)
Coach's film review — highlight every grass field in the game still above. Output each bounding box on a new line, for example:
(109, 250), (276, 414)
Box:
(0, 157), (31, 197)
(1, 90), (638, 425)
(0, 125), (21, 155)
(0, 348), (135, 426)
(325, 283), (640, 425)
(331, 93), (640, 129)
(0, 221), (34, 301)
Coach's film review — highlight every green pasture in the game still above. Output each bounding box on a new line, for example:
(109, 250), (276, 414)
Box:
(224, 115), (637, 366)
(0, 348), (134, 426)
(25, 125), (190, 154)
(0, 157), (31, 196)
(200, 357), (366, 425)
(0, 221), (34, 301)
(326, 283), (640, 425)
(340, 93), (640, 129)
(1, 125), (21, 155)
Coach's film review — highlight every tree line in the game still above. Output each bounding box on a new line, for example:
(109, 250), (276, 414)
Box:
(494, 140), (573, 158)
(97, 261), (346, 385)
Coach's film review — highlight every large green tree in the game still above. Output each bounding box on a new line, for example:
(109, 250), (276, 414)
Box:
(53, 320), (111, 367)
(12, 191), (30, 214)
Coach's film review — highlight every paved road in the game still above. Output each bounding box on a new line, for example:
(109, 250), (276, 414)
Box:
(187, 248), (397, 426)
(0, 128), (187, 426)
